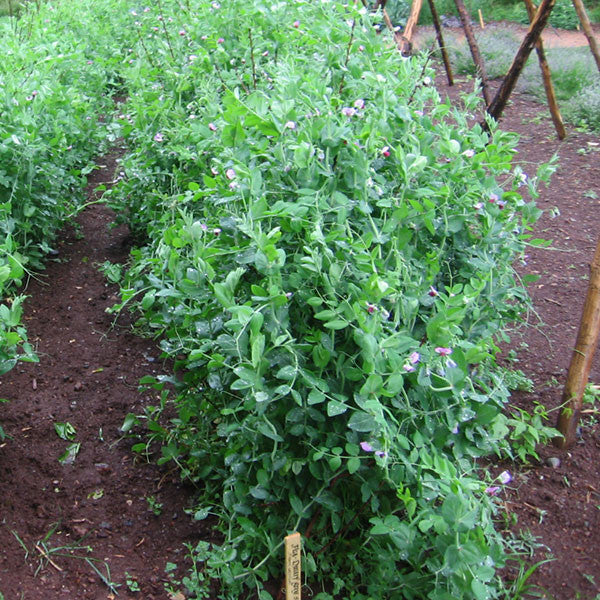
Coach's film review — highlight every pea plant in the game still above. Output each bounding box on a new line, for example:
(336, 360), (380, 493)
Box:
(0, 0), (142, 375)
(4, 0), (553, 597)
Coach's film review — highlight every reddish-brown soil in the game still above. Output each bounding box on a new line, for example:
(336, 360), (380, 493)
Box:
(1, 32), (600, 599)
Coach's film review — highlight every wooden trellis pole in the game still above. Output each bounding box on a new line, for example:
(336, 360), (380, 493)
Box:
(403, 0), (423, 45)
(487, 0), (556, 122)
(555, 237), (600, 449)
(453, 0), (491, 105)
(571, 0), (600, 73)
(427, 0), (454, 85)
(523, 0), (566, 139)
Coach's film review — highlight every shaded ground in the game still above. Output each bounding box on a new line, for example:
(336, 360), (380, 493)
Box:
(1, 32), (600, 599)
(0, 152), (210, 598)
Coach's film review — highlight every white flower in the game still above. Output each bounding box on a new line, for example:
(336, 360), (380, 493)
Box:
(284, 121), (296, 130)
(225, 168), (236, 180)
(463, 149), (475, 158)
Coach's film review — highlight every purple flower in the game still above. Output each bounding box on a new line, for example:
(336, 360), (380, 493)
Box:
(354, 98), (365, 110)
(213, 228), (222, 236)
(435, 347), (452, 356)
(284, 121), (297, 130)
(225, 168), (236, 180)
(366, 303), (376, 314)
(179, 29), (186, 36)
(375, 450), (386, 458)
(360, 441), (374, 452)
(474, 202), (484, 211)
(489, 193), (499, 204)
(293, 20), (300, 28)
(409, 351), (420, 364)
(381, 146), (390, 157)
(498, 470), (512, 484)
(217, 37), (225, 44)
(485, 486), (500, 496)
(428, 286), (438, 297)
(153, 132), (164, 142)
(403, 363), (416, 373)
(451, 424), (459, 434)
(208, 122), (217, 131)
(341, 106), (356, 117)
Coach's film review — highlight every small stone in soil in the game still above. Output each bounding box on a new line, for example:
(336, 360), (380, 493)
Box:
(546, 456), (561, 469)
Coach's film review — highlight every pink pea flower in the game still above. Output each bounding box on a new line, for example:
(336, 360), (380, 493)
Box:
(489, 193), (499, 204)
(179, 29), (187, 36)
(463, 149), (475, 158)
(213, 228), (222, 236)
(498, 470), (512, 484)
(403, 363), (416, 373)
(293, 20), (300, 28)
(217, 37), (225, 44)
(354, 98), (365, 110)
(409, 351), (420, 364)
(360, 441), (374, 452)
(381, 146), (390, 157)
(485, 486), (500, 496)
(435, 347), (452, 356)
(208, 122), (217, 131)
(225, 168), (236, 180)
(474, 202), (484, 211)
(428, 286), (438, 297)
(153, 132), (164, 142)
(341, 107), (356, 117)
(366, 303), (376, 314)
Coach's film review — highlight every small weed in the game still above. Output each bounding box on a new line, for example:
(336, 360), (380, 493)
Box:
(11, 525), (120, 593)
(146, 495), (163, 516)
(125, 572), (141, 592)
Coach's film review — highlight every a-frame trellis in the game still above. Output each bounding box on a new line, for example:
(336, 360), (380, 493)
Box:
(381, 0), (600, 141)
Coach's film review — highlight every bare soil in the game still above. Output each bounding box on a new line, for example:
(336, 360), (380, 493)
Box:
(1, 28), (600, 600)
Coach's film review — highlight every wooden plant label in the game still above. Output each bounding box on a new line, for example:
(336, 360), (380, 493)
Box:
(285, 532), (302, 600)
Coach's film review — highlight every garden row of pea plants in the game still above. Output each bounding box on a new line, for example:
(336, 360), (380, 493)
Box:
(4, 0), (558, 598)
(0, 1), (143, 429)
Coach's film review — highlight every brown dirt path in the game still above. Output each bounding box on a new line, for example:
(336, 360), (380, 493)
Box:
(415, 21), (600, 49)
(0, 151), (208, 599)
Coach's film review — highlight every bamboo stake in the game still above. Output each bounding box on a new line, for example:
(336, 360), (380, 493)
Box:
(428, 0), (454, 85)
(523, 0), (566, 139)
(486, 0), (556, 121)
(556, 237), (600, 449)
(571, 0), (600, 73)
(453, 0), (491, 105)
(403, 0), (424, 44)
(478, 9), (485, 29)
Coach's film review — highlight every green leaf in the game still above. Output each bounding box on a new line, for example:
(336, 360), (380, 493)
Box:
(54, 422), (76, 441)
(347, 411), (377, 433)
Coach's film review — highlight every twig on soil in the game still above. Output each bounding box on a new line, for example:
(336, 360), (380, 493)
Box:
(35, 543), (63, 572)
